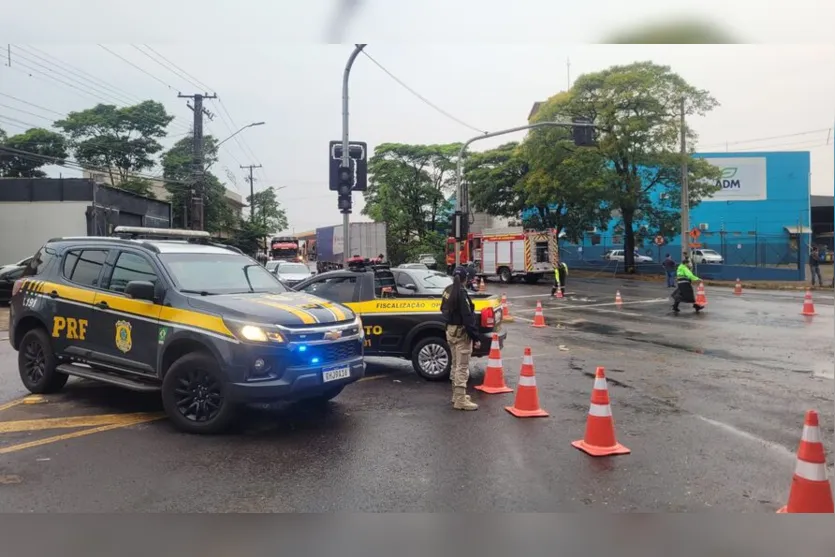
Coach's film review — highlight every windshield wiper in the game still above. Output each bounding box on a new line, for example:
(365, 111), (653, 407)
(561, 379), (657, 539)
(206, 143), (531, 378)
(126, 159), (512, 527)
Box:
(180, 289), (218, 296)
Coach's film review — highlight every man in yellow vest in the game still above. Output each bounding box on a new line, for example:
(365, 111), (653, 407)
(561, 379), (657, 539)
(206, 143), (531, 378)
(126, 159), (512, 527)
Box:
(551, 261), (568, 297)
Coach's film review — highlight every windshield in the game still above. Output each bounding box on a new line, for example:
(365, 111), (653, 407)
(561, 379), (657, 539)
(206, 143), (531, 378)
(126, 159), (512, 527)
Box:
(160, 253), (288, 294)
(266, 261), (280, 271)
(701, 249), (719, 255)
(277, 263), (309, 274)
(411, 270), (453, 288)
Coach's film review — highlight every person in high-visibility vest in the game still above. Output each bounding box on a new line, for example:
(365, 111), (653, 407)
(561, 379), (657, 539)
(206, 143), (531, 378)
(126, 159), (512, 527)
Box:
(672, 256), (703, 313)
(550, 261), (568, 297)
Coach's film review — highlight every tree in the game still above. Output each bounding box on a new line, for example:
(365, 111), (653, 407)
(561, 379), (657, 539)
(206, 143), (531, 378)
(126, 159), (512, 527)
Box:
(363, 143), (461, 265)
(0, 127), (68, 178)
(161, 135), (236, 233)
(567, 61), (723, 271)
(54, 101), (174, 197)
(247, 186), (288, 236)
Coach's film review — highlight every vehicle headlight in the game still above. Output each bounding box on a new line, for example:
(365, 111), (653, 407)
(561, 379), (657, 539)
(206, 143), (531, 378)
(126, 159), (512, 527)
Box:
(355, 315), (364, 340)
(227, 321), (286, 343)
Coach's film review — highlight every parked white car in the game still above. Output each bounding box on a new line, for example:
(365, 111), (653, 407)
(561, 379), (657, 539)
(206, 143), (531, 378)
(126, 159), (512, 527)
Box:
(692, 248), (724, 264)
(417, 253), (437, 269)
(603, 249), (653, 263)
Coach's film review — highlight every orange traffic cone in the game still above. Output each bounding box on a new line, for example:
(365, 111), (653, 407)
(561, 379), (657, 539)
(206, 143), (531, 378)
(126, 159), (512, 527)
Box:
(571, 366), (631, 457)
(695, 282), (708, 306)
(532, 301), (546, 328)
(475, 333), (513, 394)
(777, 410), (834, 513)
(734, 278), (742, 295)
(501, 293), (514, 322)
(478, 278), (486, 292)
(505, 347), (548, 418)
(801, 290), (817, 316)
(615, 291), (623, 307)
(555, 287), (564, 299)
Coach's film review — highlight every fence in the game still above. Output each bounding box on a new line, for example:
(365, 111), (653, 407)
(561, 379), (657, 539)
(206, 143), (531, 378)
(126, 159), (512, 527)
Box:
(560, 231), (808, 282)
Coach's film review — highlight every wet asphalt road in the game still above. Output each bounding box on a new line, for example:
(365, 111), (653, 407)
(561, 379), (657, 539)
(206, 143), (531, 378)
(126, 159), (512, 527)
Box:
(0, 278), (832, 512)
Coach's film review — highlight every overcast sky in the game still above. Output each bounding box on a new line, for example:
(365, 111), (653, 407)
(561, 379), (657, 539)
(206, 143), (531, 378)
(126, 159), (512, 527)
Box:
(1, 4), (833, 234)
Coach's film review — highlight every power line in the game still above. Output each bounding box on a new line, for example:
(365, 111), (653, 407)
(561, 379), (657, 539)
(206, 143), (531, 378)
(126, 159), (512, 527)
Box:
(130, 45), (202, 91)
(360, 49), (488, 135)
(0, 92), (66, 117)
(698, 128), (832, 150)
(142, 45), (213, 92)
(12, 45), (138, 106)
(97, 44), (178, 92)
(0, 103), (54, 122)
(4, 56), (121, 106)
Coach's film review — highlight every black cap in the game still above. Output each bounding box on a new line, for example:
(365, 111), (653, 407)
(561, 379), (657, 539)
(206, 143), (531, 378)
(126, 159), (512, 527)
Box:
(452, 266), (467, 279)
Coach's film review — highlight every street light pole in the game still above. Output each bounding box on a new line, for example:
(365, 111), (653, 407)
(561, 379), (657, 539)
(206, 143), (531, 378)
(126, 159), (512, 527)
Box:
(453, 121), (595, 267)
(679, 97), (690, 260)
(341, 44), (366, 268)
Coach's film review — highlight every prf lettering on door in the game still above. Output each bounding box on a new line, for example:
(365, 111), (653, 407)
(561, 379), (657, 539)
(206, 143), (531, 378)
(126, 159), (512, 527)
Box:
(52, 316), (88, 340)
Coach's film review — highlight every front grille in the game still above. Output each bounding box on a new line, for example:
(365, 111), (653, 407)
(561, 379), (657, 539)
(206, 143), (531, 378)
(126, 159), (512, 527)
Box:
(285, 324), (360, 343)
(290, 340), (361, 367)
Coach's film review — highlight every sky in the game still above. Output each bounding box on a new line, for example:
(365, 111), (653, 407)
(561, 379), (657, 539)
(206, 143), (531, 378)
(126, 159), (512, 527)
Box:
(1, 2), (833, 235)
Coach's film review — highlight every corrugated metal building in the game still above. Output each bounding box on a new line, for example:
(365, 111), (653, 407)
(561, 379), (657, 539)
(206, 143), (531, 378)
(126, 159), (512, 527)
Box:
(0, 178), (171, 264)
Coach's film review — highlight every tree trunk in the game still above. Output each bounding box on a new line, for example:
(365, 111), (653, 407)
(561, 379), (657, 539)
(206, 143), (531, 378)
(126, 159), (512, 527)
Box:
(622, 209), (636, 274)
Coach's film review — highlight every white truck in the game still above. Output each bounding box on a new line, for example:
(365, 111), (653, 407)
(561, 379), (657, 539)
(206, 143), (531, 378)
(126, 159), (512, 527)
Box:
(477, 227), (560, 284)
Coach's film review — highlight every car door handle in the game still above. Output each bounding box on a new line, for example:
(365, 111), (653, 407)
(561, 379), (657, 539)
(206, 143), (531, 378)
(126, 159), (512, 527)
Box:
(48, 291), (59, 299)
(95, 301), (109, 309)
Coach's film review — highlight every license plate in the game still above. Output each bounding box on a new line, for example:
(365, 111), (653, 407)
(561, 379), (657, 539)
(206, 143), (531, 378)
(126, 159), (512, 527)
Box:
(322, 365), (351, 383)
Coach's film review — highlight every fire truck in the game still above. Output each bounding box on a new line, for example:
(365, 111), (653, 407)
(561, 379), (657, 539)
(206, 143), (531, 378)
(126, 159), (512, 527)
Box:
(446, 227), (559, 284)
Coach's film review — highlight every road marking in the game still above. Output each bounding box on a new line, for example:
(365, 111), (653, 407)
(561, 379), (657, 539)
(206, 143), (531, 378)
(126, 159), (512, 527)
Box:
(0, 415), (163, 455)
(0, 398), (26, 413)
(0, 412), (163, 434)
(695, 415), (795, 461)
(358, 374), (387, 383)
(0, 336), (8, 342)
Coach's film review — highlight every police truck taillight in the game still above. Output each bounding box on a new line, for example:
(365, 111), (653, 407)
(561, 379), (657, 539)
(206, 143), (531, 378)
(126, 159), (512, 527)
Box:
(480, 306), (495, 328)
(11, 279), (24, 297)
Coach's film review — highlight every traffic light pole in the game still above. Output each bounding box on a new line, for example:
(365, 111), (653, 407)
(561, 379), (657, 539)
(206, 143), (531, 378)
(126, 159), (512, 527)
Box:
(340, 44), (367, 268)
(453, 120), (595, 268)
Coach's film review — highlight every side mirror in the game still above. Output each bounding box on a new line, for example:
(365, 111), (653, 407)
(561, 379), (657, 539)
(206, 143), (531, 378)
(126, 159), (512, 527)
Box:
(404, 283), (417, 291)
(125, 280), (156, 302)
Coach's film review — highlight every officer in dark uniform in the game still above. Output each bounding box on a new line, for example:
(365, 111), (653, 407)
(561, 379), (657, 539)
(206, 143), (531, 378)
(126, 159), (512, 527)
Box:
(441, 266), (481, 410)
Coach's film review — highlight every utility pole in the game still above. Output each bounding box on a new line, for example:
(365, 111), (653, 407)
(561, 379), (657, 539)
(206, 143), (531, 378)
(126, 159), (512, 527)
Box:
(240, 164), (262, 221)
(340, 44), (367, 268)
(680, 96), (690, 260)
(178, 92), (216, 231)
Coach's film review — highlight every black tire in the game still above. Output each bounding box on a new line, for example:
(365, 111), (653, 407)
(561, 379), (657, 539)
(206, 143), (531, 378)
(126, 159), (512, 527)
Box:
(18, 328), (68, 394)
(161, 352), (237, 434)
(411, 336), (451, 381)
(498, 267), (513, 284)
(523, 273), (541, 284)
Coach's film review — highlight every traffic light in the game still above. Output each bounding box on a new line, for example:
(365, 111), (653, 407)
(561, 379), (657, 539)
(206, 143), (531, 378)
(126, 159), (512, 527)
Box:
(451, 211), (468, 241)
(337, 160), (355, 214)
(572, 117), (596, 147)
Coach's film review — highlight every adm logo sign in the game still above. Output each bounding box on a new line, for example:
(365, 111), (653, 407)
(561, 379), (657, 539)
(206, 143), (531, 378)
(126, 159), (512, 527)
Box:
(702, 157), (767, 201)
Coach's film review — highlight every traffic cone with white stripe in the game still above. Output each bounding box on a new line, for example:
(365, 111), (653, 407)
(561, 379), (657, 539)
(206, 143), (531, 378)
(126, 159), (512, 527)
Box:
(555, 287), (564, 299)
(475, 333), (513, 394)
(478, 278), (486, 292)
(801, 290), (817, 316)
(615, 291), (623, 307)
(532, 301), (546, 328)
(777, 410), (834, 513)
(734, 278), (742, 295)
(501, 293), (514, 322)
(504, 347), (548, 418)
(695, 282), (708, 306)
(572, 367), (630, 457)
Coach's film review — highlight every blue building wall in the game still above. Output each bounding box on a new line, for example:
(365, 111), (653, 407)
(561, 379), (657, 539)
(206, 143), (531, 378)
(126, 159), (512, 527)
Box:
(541, 151), (811, 281)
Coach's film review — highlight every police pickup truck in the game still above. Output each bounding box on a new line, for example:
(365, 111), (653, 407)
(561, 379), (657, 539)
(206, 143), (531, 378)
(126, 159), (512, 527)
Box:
(7, 227), (365, 434)
(293, 261), (506, 380)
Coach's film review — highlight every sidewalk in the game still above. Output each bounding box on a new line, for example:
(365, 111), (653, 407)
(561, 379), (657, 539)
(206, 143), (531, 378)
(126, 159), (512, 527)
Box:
(570, 268), (834, 291)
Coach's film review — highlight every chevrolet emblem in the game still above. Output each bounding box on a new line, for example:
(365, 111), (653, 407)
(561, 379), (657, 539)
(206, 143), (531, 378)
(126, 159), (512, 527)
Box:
(323, 330), (342, 341)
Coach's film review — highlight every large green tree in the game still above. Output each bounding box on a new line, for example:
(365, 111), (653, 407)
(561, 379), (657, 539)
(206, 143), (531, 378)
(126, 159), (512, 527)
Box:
(567, 61), (723, 271)
(54, 101), (174, 197)
(363, 143), (460, 265)
(0, 127), (69, 178)
(247, 186), (288, 237)
(161, 134), (237, 233)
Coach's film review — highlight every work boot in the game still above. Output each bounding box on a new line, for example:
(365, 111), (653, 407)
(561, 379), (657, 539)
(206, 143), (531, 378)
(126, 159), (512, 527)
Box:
(452, 387), (478, 411)
(672, 303), (680, 313)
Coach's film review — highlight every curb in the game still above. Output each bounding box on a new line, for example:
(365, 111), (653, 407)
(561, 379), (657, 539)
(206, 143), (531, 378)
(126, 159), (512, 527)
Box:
(569, 269), (829, 291)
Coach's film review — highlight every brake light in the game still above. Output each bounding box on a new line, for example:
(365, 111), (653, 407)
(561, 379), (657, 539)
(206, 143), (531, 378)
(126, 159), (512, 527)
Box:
(480, 306), (495, 328)
(12, 279), (24, 297)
